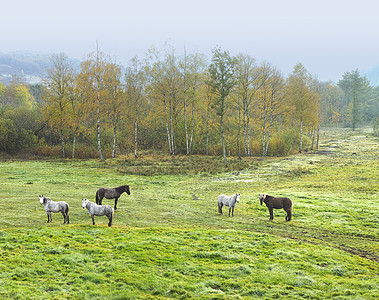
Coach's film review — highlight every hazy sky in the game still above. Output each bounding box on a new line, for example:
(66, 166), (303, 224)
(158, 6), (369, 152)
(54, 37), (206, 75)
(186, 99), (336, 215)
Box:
(2, 0), (379, 82)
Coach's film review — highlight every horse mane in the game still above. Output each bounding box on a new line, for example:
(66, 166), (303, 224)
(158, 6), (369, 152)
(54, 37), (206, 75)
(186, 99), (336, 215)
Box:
(42, 196), (51, 204)
(115, 185), (128, 193)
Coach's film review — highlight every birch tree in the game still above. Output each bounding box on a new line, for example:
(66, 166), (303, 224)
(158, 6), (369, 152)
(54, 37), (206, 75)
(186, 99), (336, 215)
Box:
(180, 50), (205, 154)
(287, 63), (320, 153)
(105, 62), (123, 158)
(256, 63), (286, 156)
(43, 53), (75, 158)
(125, 57), (145, 159)
(70, 73), (90, 158)
(78, 45), (113, 161)
(146, 46), (182, 155)
(235, 54), (262, 156)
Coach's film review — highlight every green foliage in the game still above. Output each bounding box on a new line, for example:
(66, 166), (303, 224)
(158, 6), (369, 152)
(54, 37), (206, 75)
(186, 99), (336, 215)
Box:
(0, 111), (39, 154)
(373, 117), (379, 137)
(208, 47), (236, 116)
(0, 82), (35, 108)
(338, 70), (373, 130)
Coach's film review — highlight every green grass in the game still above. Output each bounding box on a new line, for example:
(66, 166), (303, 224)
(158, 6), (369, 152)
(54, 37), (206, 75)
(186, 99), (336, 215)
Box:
(0, 127), (378, 299)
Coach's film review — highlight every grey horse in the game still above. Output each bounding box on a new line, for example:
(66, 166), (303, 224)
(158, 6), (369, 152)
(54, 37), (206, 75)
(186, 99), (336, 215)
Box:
(82, 198), (114, 227)
(217, 193), (240, 217)
(39, 195), (70, 224)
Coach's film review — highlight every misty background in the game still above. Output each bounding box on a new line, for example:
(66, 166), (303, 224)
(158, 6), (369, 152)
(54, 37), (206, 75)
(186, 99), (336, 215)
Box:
(1, 0), (379, 85)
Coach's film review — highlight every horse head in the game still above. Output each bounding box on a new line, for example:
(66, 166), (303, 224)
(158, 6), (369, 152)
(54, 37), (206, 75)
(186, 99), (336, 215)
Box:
(125, 185), (131, 195)
(82, 198), (89, 208)
(235, 193), (240, 203)
(39, 195), (45, 205)
(259, 193), (266, 205)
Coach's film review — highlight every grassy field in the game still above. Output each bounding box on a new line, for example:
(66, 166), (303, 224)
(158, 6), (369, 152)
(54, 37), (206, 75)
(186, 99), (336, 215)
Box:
(0, 128), (378, 299)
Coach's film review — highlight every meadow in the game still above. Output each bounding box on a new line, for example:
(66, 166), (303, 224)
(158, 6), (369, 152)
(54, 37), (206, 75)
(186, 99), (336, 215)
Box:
(0, 128), (378, 299)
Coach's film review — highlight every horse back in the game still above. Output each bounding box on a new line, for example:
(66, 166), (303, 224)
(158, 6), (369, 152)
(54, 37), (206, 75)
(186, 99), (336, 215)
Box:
(96, 188), (105, 196)
(268, 196), (292, 209)
(217, 194), (227, 203)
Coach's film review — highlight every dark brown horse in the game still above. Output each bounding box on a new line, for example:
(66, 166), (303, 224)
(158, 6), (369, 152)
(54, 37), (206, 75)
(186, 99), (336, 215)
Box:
(259, 193), (292, 221)
(96, 185), (130, 210)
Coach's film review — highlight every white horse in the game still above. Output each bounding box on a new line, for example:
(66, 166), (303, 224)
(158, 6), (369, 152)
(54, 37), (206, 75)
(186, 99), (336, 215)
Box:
(39, 195), (70, 224)
(218, 193), (240, 217)
(82, 198), (114, 227)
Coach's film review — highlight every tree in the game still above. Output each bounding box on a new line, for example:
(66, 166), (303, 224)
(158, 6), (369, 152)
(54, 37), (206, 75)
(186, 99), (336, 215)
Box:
(180, 50), (205, 154)
(93, 45), (107, 161)
(43, 53), (75, 158)
(256, 63), (286, 156)
(125, 57), (145, 159)
(104, 62), (123, 158)
(338, 69), (371, 130)
(234, 54), (262, 156)
(0, 81), (35, 108)
(146, 46), (182, 155)
(208, 47), (236, 166)
(287, 63), (320, 153)
(319, 82), (344, 126)
(78, 44), (113, 161)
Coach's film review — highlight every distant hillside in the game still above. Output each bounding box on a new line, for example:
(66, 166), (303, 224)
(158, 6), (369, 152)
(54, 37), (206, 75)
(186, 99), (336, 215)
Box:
(0, 51), (80, 85)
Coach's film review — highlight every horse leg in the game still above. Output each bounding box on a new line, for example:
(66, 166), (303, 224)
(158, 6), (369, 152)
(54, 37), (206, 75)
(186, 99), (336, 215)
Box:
(107, 214), (112, 227)
(218, 202), (223, 215)
(66, 205), (70, 224)
(61, 211), (66, 224)
(268, 207), (274, 220)
(91, 215), (95, 225)
(231, 206), (235, 217)
(114, 197), (119, 210)
(285, 207), (292, 221)
(46, 212), (50, 223)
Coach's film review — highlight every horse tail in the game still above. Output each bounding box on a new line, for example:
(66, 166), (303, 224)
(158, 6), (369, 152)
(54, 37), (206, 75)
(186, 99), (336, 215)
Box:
(286, 201), (293, 221)
(96, 190), (100, 204)
(218, 201), (222, 214)
(108, 207), (114, 227)
(65, 203), (70, 224)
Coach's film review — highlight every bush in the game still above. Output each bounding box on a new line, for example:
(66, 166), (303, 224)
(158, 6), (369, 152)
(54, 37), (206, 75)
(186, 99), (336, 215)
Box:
(0, 117), (38, 154)
(373, 117), (379, 137)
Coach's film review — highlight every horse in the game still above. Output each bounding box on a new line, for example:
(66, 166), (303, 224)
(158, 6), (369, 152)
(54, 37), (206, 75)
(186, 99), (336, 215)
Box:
(218, 193), (240, 217)
(82, 198), (114, 227)
(259, 193), (292, 221)
(39, 195), (70, 224)
(95, 185), (130, 210)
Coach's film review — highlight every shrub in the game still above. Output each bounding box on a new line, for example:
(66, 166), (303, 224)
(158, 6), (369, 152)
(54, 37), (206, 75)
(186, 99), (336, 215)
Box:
(0, 117), (38, 154)
(373, 117), (379, 137)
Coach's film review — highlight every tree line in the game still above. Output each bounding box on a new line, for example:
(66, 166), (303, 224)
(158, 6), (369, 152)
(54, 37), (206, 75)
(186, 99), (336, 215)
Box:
(0, 45), (378, 162)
